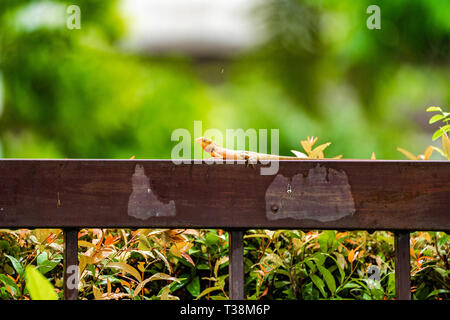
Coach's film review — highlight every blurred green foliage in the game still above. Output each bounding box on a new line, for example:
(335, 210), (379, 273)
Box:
(1, 228), (448, 300)
(0, 0), (448, 159)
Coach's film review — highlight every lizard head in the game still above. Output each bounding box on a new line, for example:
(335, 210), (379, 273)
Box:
(195, 137), (213, 150)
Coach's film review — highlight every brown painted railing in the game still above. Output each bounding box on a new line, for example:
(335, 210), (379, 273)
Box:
(0, 159), (449, 300)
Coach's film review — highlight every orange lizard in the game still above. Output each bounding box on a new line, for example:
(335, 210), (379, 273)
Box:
(195, 137), (304, 161)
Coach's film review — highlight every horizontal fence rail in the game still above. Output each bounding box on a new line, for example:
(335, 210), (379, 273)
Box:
(0, 159), (449, 300)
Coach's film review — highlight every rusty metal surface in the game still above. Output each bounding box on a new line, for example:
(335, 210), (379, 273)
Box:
(0, 160), (448, 230)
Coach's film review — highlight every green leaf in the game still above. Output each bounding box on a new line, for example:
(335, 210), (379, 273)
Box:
(437, 234), (449, 248)
(310, 274), (327, 298)
(187, 276), (200, 297)
(0, 240), (11, 251)
(195, 286), (221, 300)
(301, 281), (319, 300)
(312, 252), (326, 266)
(214, 256), (229, 278)
(36, 252), (60, 275)
(317, 265), (336, 294)
(426, 106), (442, 112)
(341, 282), (360, 290)
(441, 124), (450, 133)
(169, 276), (189, 292)
(326, 230), (337, 250)
(133, 273), (180, 297)
(205, 231), (220, 246)
(430, 146), (446, 157)
(5, 254), (23, 276)
(305, 259), (316, 272)
(432, 128), (444, 141)
(210, 295), (228, 300)
(197, 264), (210, 270)
(429, 114), (445, 124)
(262, 253), (284, 268)
(0, 274), (19, 296)
(24, 266), (58, 300)
(105, 262), (142, 282)
(333, 253), (347, 280)
(426, 289), (449, 299)
(318, 232), (328, 252)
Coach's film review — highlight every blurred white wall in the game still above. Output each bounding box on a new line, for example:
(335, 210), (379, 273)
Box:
(119, 0), (266, 57)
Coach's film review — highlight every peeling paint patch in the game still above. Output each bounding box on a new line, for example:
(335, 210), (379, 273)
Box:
(128, 164), (175, 220)
(265, 164), (355, 222)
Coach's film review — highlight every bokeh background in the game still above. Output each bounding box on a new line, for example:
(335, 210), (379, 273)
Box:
(0, 0), (449, 159)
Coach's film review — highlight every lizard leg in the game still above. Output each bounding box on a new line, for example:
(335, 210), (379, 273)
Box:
(208, 150), (226, 163)
(243, 154), (257, 168)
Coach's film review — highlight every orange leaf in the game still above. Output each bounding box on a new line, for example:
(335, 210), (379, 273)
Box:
(423, 146), (434, 160)
(120, 280), (131, 289)
(255, 270), (264, 280)
(93, 285), (103, 300)
(78, 231), (88, 239)
(260, 264), (267, 274)
(442, 132), (450, 157)
(310, 142), (331, 159)
(336, 232), (348, 239)
(137, 261), (146, 273)
(107, 278), (112, 294)
(421, 232), (431, 243)
(48, 233), (57, 243)
(259, 286), (269, 299)
(410, 247), (416, 259)
(345, 239), (358, 246)
(19, 229), (28, 247)
(348, 249), (356, 263)
(182, 252), (195, 266)
(182, 229), (201, 237)
(91, 247), (115, 264)
(300, 140), (312, 155)
(105, 262), (142, 282)
(104, 234), (120, 246)
(397, 148), (418, 160)
(420, 256), (436, 261)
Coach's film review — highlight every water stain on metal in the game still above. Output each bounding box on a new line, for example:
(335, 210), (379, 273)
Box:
(265, 164), (355, 222)
(128, 164), (175, 220)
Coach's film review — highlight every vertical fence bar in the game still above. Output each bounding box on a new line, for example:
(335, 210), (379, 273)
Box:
(228, 230), (244, 300)
(394, 231), (411, 300)
(63, 228), (79, 300)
